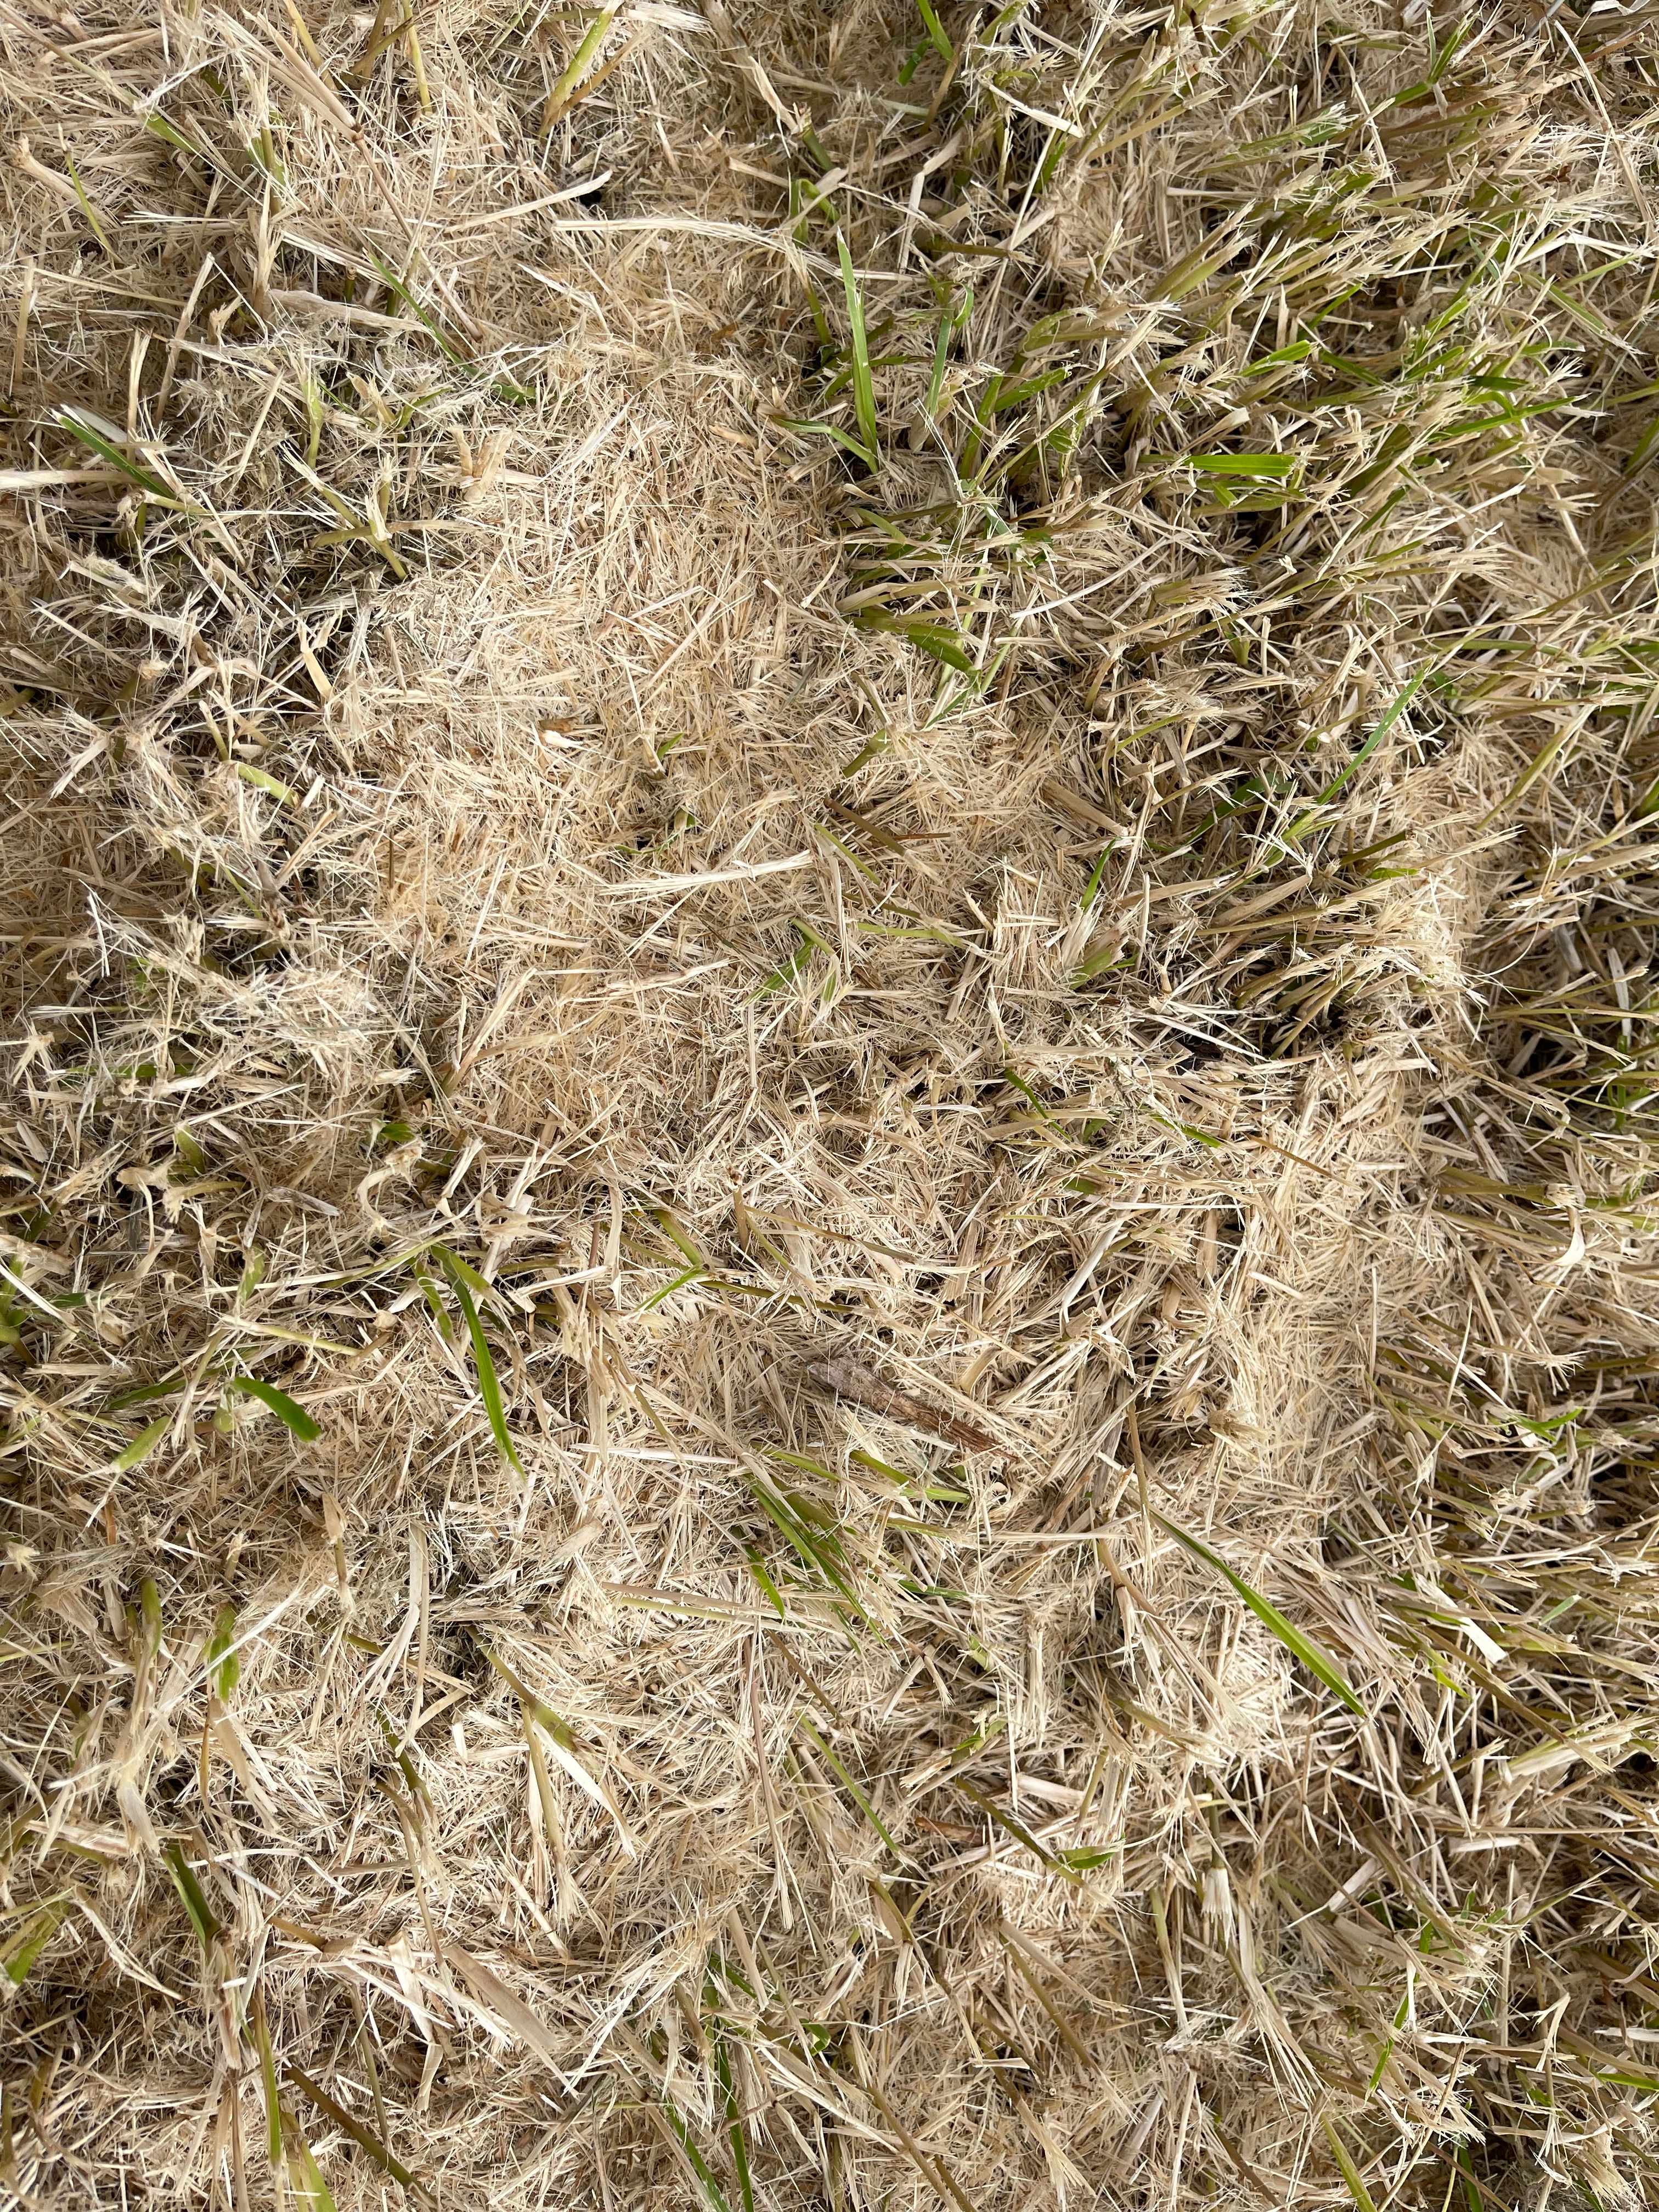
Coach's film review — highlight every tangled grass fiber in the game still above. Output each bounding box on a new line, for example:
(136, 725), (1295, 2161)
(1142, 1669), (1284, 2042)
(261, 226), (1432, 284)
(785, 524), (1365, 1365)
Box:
(3, 0), (1659, 2204)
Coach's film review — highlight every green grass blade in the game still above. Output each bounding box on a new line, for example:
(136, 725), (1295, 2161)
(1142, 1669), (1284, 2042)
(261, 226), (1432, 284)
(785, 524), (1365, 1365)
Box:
(747, 1482), (868, 1620)
(1288, 666), (1434, 839)
(436, 1251), (522, 1471)
(924, 287), (973, 424)
(162, 1839), (222, 1949)
(953, 1776), (1082, 1883)
(140, 1574), (162, 1654)
(660, 2091), (733, 2212)
(61, 145), (111, 253)
(52, 407), (180, 504)
(838, 233), (880, 464)
(1321, 2117), (1380, 2212)
(542, 7), (617, 128)
(235, 761), (298, 805)
(925, 307), (954, 422)
(289, 2066), (424, 2197)
(228, 1376), (321, 1442)
(289, 2121), (341, 2212)
(775, 415), (875, 466)
(640, 1262), (703, 1311)
(855, 614), (978, 673)
(255, 1996), (282, 2163)
(1190, 450), (1296, 476)
(916, 0), (952, 57)
(366, 249), (469, 365)
(482, 1650), (635, 1853)
(898, 35), (930, 83)
(114, 1413), (171, 1471)
(145, 112), (208, 160)
(204, 1604), (240, 1700)
(744, 1550), (788, 1619)
(713, 2034), (754, 2212)
(430, 1243), (491, 1296)
(4, 1900), (68, 1985)
(1155, 1514), (1364, 1716)
(798, 1718), (912, 1860)
(1454, 2147), (1483, 2212)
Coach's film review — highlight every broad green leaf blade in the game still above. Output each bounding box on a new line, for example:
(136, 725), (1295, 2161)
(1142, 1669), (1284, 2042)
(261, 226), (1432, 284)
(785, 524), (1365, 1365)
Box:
(229, 1376), (321, 1442)
(1155, 1514), (1364, 1715)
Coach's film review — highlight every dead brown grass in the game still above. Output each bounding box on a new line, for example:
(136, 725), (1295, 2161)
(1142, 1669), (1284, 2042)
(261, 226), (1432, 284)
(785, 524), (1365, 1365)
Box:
(3, 0), (1659, 2206)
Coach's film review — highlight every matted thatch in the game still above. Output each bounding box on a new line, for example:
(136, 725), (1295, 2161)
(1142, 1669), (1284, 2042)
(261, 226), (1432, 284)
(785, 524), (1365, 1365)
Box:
(3, 1), (1659, 2205)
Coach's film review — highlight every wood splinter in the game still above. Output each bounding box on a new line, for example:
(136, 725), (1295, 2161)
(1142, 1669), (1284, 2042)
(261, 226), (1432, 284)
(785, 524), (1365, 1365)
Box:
(803, 1353), (1003, 1457)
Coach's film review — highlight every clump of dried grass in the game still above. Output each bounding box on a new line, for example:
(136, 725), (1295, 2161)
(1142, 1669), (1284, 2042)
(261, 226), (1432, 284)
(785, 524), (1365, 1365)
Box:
(3, 0), (1658, 2205)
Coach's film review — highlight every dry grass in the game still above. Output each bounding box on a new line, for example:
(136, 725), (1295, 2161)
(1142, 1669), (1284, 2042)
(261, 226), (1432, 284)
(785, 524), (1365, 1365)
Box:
(2, 0), (1658, 2205)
